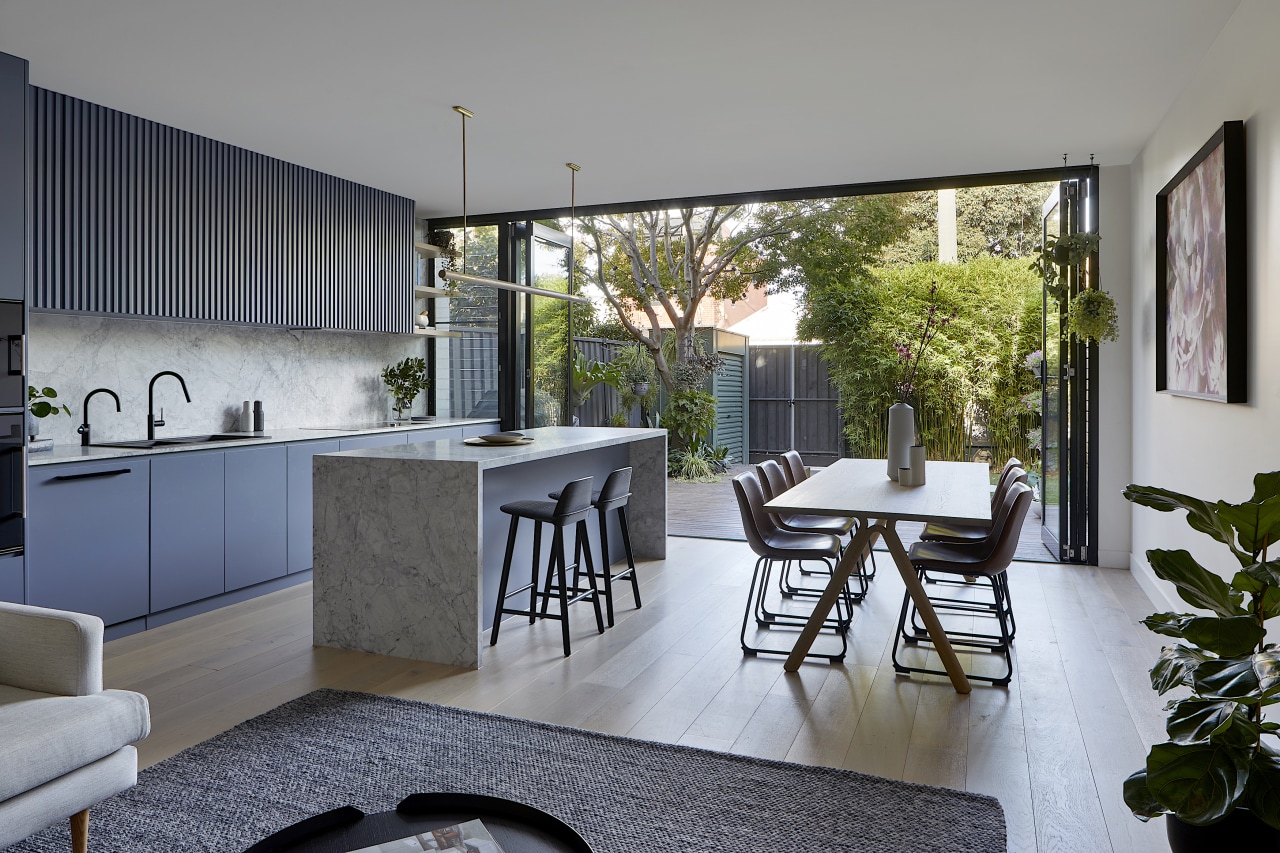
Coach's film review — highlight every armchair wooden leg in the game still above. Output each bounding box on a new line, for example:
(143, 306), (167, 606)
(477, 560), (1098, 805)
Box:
(70, 809), (88, 853)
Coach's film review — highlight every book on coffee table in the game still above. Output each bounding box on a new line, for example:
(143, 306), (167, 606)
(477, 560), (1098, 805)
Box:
(345, 818), (506, 853)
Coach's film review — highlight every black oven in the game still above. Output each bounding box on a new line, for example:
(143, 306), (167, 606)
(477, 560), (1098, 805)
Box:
(0, 413), (20, 554)
(0, 300), (22, 409)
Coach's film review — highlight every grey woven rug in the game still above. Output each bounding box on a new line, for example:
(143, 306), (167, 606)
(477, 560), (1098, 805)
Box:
(12, 689), (1006, 853)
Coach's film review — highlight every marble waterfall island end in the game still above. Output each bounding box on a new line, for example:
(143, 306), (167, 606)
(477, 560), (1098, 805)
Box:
(312, 427), (667, 668)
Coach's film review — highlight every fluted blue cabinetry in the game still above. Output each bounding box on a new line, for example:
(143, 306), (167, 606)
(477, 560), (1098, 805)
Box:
(225, 445), (287, 590)
(0, 51), (26, 302)
(27, 459), (150, 625)
(151, 451), (225, 612)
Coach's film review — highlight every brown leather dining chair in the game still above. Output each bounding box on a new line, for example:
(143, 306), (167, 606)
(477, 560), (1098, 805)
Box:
(891, 481), (1033, 687)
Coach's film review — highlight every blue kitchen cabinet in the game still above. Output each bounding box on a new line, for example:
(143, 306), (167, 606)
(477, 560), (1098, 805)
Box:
(337, 433), (407, 451)
(225, 444), (287, 590)
(402, 427), (463, 443)
(0, 553), (23, 604)
(286, 440), (339, 574)
(150, 451), (224, 612)
(27, 459), (150, 625)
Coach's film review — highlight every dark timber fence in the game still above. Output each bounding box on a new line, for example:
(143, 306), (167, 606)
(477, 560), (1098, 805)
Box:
(748, 344), (845, 466)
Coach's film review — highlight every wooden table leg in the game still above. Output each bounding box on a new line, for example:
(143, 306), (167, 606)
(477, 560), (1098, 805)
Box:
(783, 519), (971, 694)
(881, 520), (971, 694)
(783, 522), (873, 671)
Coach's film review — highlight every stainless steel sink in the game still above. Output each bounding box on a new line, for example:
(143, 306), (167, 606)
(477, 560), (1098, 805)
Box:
(91, 434), (269, 449)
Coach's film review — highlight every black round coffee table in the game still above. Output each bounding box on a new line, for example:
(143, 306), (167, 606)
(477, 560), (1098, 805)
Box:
(244, 793), (593, 853)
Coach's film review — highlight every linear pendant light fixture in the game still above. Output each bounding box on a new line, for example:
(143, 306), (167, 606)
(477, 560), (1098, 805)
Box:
(438, 105), (589, 305)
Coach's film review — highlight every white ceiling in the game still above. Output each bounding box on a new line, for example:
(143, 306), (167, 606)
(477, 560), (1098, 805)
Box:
(0, 0), (1241, 218)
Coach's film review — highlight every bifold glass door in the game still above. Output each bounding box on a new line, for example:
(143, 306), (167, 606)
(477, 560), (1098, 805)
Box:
(498, 222), (575, 431)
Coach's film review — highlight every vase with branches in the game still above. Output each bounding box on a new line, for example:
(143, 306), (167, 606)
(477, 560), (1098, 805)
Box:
(886, 283), (953, 479)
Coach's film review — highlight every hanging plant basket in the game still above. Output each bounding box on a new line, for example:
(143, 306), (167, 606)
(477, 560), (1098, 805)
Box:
(1067, 289), (1119, 344)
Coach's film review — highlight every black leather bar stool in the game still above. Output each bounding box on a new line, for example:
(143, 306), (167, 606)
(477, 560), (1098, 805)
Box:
(549, 467), (640, 627)
(490, 476), (604, 657)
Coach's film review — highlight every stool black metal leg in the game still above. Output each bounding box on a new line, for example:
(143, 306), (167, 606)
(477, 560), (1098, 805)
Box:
(597, 507), (616, 627)
(529, 521), (543, 624)
(490, 515), (520, 646)
(553, 527), (572, 655)
(577, 519), (605, 634)
(617, 506), (642, 609)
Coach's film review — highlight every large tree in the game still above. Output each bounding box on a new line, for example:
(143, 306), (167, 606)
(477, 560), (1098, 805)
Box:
(582, 206), (803, 392)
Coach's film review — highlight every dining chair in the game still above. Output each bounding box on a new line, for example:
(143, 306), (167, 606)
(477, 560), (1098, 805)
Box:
(919, 458), (1025, 544)
(752, 455), (865, 601)
(782, 449), (879, 582)
(731, 471), (848, 661)
(891, 481), (1033, 686)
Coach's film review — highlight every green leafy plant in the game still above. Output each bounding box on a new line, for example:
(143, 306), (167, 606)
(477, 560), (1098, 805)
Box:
(1122, 471), (1280, 830)
(1067, 289), (1119, 344)
(381, 357), (430, 419)
(570, 351), (621, 411)
(28, 385), (71, 419)
(1031, 231), (1100, 302)
(664, 389), (716, 451)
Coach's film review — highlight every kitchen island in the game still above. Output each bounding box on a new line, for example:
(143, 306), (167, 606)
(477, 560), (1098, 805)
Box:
(312, 426), (667, 668)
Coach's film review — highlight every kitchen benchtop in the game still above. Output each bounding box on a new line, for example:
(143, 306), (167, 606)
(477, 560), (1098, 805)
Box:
(28, 417), (499, 466)
(320, 426), (667, 470)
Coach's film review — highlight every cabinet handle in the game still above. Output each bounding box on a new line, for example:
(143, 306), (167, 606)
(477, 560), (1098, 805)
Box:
(50, 467), (132, 482)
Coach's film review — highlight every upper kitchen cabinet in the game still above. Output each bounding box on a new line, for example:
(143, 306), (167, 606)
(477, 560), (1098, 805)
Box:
(0, 52), (27, 303)
(28, 88), (414, 332)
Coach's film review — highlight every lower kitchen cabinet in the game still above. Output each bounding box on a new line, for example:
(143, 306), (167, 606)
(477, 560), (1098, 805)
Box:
(286, 440), (339, 574)
(337, 433), (407, 451)
(402, 427), (463, 443)
(27, 459), (150, 625)
(225, 444), (287, 590)
(0, 552), (23, 604)
(151, 451), (225, 612)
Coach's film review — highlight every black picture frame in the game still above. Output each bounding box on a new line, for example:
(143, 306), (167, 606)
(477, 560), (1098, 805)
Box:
(1155, 120), (1246, 402)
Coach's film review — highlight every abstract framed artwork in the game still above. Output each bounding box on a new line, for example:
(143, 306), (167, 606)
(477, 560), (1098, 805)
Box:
(1155, 120), (1247, 402)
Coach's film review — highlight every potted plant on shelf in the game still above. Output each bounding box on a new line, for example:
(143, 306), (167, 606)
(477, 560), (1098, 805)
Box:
(28, 385), (71, 442)
(381, 357), (429, 421)
(1122, 471), (1280, 850)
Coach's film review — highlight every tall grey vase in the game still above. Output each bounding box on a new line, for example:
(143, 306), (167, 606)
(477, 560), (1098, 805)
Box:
(886, 402), (915, 481)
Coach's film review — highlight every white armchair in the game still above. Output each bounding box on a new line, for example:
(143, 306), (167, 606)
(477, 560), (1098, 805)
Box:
(0, 602), (150, 852)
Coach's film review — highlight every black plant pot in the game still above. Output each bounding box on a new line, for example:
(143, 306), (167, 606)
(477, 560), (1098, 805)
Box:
(1167, 809), (1280, 851)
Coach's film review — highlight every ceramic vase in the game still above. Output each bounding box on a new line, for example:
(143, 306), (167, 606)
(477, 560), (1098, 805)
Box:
(886, 402), (915, 481)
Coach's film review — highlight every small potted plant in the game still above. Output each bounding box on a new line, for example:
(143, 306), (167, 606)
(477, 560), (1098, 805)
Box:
(1122, 471), (1280, 850)
(381, 357), (430, 421)
(28, 385), (72, 440)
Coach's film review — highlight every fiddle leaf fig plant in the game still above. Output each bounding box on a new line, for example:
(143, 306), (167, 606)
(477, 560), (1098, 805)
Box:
(1123, 471), (1280, 829)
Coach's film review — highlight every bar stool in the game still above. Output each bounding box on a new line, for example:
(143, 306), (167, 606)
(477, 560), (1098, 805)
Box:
(549, 467), (640, 627)
(732, 471), (847, 661)
(490, 476), (604, 657)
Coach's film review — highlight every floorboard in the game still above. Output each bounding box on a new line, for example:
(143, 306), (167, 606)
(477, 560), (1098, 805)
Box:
(102, 538), (1170, 852)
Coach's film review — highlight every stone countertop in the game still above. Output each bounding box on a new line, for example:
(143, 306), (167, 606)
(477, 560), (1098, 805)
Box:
(321, 426), (667, 470)
(28, 417), (499, 466)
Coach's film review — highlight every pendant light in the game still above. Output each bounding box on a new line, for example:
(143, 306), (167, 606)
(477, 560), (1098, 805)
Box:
(438, 106), (590, 305)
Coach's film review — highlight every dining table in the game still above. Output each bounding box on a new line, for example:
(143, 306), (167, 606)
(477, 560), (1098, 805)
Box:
(763, 458), (992, 693)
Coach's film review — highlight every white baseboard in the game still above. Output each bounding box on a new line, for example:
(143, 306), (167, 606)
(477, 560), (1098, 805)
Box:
(1129, 552), (1182, 613)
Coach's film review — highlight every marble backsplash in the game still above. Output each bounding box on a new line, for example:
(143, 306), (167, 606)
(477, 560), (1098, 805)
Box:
(28, 313), (426, 445)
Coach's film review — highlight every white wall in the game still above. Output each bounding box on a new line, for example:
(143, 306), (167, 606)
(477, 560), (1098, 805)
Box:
(1097, 164), (1133, 568)
(28, 313), (427, 445)
(1128, 0), (1280, 609)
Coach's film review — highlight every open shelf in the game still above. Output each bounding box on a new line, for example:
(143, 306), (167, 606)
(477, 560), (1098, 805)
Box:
(414, 241), (444, 258)
(413, 326), (463, 338)
(414, 285), (452, 298)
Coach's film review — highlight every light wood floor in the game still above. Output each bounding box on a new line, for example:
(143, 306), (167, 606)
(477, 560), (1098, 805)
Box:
(103, 537), (1170, 853)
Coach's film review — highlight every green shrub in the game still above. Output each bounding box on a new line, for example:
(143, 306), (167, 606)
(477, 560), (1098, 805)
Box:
(664, 389), (716, 450)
